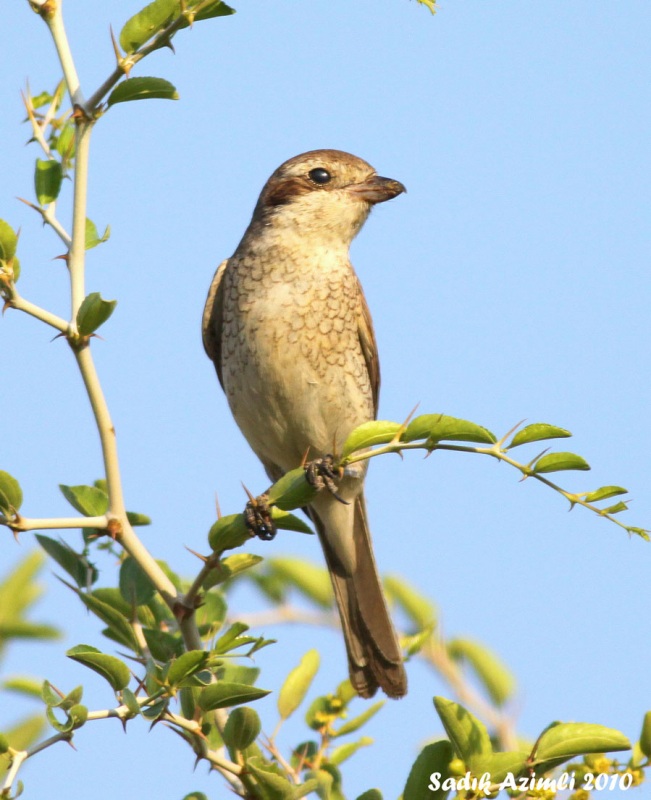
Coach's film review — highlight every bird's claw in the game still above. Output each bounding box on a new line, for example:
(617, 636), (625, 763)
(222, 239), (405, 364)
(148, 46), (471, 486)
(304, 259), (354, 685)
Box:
(304, 455), (348, 505)
(244, 492), (276, 540)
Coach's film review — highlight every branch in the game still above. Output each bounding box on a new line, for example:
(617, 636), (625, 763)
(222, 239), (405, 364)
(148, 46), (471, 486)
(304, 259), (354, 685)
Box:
(7, 515), (108, 532)
(5, 291), (69, 333)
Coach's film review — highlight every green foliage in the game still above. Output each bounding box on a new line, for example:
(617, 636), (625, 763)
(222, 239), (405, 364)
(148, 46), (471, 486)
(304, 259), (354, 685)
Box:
(278, 650), (320, 721)
(84, 218), (110, 250)
(0, 470), (23, 517)
(107, 76), (179, 106)
(119, 0), (235, 54)
(446, 638), (515, 707)
(34, 159), (62, 205)
(76, 292), (118, 335)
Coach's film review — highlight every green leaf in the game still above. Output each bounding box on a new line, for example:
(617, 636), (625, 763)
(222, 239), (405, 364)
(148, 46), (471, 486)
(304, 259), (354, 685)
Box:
(0, 734), (8, 755)
(0, 620), (60, 641)
(126, 510), (151, 526)
(11, 255), (21, 282)
(119, 0), (234, 54)
(2, 677), (44, 699)
(268, 558), (332, 608)
(639, 711), (651, 758)
(355, 792), (383, 800)
(334, 701), (384, 737)
(447, 639), (515, 707)
(119, 557), (156, 606)
(0, 714), (45, 762)
(59, 483), (108, 516)
(341, 420), (402, 459)
(120, 687), (142, 717)
(223, 706), (261, 752)
(267, 467), (318, 511)
(329, 736), (373, 766)
(534, 722), (630, 763)
(182, 793), (209, 800)
(278, 650), (320, 721)
(203, 553), (263, 589)
(533, 452), (590, 474)
(167, 650), (209, 688)
(66, 644), (131, 691)
(0, 220), (18, 261)
(208, 513), (251, 553)
(0, 470), (23, 514)
(245, 756), (296, 799)
(384, 575), (436, 628)
(583, 485), (628, 503)
(75, 590), (140, 653)
(34, 159), (62, 205)
(507, 423), (572, 449)
(600, 501), (628, 515)
(85, 218), (110, 250)
(198, 682), (271, 711)
(433, 697), (492, 770)
(35, 534), (98, 588)
(402, 414), (496, 445)
(482, 751), (529, 784)
(54, 123), (75, 160)
(76, 292), (117, 336)
(107, 77), (179, 107)
(403, 740), (454, 800)
(302, 769), (332, 800)
(178, 0), (236, 26)
(120, 0), (178, 52)
(217, 664), (261, 686)
(271, 507), (314, 535)
(142, 627), (183, 661)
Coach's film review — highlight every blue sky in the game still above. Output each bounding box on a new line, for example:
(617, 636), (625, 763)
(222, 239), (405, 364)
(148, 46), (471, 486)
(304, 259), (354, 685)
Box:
(1, 1), (650, 798)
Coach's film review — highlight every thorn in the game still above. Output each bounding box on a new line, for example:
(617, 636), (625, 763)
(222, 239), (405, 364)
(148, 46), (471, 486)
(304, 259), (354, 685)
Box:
(109, 24), (122, 64)
(185, 546), (208, 563)
(498, 418), (527, 448)
(50, 332), (66, 342)
(392, 402), (420, 444)
(528, 447), (550, 469)
(241, 482), (255, 503)
(2, 300), (12, 316)
(53, 253), (69, 263)
(16, 195), (42, 212)
(66, 738), (77, 750)
(300, 446), (311, 468)
(214, 491), (221, 519)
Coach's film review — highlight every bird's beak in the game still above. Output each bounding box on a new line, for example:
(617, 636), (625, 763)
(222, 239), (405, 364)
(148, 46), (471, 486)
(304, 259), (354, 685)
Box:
(347, 175), (406, 204)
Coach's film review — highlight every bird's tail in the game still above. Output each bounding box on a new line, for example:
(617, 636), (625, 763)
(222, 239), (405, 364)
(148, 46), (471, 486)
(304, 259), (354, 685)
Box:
(312, 495), (407, 699)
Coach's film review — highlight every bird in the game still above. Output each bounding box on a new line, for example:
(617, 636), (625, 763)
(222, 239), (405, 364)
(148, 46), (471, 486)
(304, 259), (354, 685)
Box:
(202, 149), (407, 698)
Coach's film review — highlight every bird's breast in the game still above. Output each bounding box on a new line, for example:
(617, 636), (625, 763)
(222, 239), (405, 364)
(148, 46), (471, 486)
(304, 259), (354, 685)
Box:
(220, 247), (374, 470)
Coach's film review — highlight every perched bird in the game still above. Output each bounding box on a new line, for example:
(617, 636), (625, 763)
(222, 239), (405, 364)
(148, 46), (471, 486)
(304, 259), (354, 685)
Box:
(202, 149), (407, 698)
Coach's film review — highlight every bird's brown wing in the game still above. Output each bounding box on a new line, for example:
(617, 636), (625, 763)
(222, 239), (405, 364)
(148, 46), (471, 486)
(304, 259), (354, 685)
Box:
(202, 258), (229, 389)
(355, 276), (380, 417)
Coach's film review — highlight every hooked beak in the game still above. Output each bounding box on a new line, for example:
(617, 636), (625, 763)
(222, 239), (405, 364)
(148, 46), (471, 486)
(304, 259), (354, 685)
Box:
(347, 175), (406, 204)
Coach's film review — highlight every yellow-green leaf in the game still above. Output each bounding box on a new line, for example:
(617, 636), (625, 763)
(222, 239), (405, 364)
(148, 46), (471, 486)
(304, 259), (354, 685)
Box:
(278, 650), (320, 720)
(341, 420), (402, 459)
(533, 452), (590, 474)
(507, 423), (571, 449)
(107, 76), (179, 106)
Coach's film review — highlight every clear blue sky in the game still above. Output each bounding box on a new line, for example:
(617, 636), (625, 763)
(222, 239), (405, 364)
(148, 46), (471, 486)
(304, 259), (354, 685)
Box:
(1, 1), (650, 798)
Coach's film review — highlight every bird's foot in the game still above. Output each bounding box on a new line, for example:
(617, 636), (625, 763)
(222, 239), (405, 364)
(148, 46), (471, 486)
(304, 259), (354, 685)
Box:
(244, 492), (276, 541)
(304, 455), (348, 505)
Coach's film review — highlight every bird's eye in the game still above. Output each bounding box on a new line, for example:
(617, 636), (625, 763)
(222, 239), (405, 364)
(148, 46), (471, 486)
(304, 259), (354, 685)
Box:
(308, 167), (332, 185)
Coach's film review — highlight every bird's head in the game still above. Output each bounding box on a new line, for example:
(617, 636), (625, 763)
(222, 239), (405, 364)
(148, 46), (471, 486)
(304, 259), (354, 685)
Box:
(250, 149), (405, 246)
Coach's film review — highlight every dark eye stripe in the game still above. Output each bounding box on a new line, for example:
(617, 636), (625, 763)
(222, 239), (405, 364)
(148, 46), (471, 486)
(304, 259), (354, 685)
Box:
(308, 167), (332, 184)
